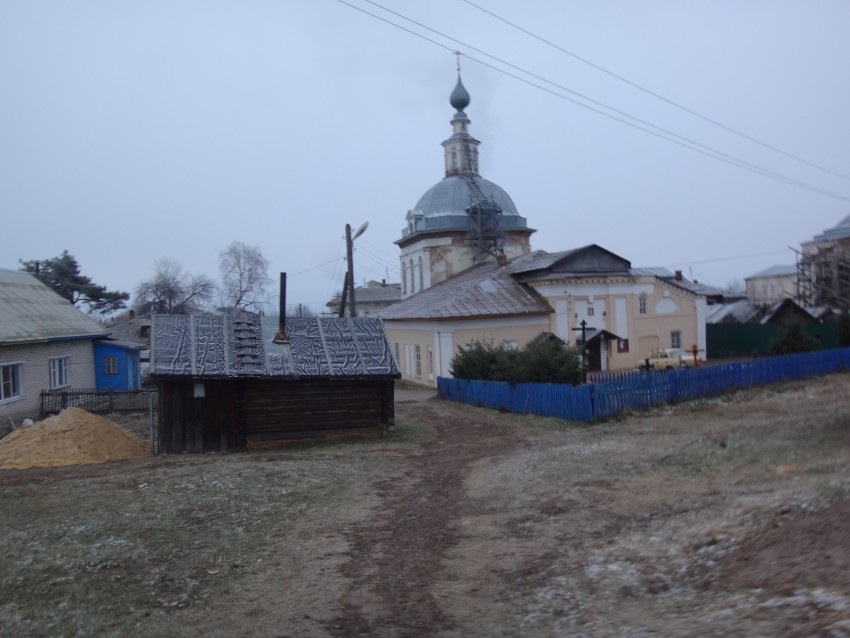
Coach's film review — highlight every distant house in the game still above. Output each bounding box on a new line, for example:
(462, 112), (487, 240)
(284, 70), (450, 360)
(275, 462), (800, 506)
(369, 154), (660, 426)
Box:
(380, 245), (707, 385)
(105, 312), (152, 378)
(150, 314), (400, 453)
(326, 279), (401, 317)
(745, 265), (797, 304)
(93, 340), (145, 391)
(0, 269), (110, 428)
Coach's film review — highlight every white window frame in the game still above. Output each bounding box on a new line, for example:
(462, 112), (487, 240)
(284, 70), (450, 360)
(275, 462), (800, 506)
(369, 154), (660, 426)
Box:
(49, 357), (69, 389)
(1, 362), (23, 402)
(427, 346), (434, 380)
(414, 344), (422, 377)
(639, 295), (647, 315)
(671, 330), (682, 349)
(104, 356), (119, 375)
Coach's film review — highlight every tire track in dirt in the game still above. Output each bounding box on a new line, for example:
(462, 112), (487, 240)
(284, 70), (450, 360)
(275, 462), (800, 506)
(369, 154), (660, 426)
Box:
(326, 401), (527, 637)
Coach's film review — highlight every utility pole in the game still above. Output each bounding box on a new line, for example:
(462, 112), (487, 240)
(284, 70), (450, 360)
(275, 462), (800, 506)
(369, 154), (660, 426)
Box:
(346, 223), (356, 317)
(341, 221), (368, 318)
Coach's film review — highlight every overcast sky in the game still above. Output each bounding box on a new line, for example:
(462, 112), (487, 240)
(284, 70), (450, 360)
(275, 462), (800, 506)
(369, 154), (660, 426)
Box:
(2, 1), (849, 314)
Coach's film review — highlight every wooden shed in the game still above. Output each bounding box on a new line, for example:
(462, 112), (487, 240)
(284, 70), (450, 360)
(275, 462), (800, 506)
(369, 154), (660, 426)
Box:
(151, 314), (400, 453)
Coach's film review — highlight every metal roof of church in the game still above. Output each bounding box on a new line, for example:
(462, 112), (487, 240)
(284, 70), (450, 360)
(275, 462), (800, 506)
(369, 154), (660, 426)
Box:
(413, 175), (520, 218)
(379, 258), (551, 321)
(810, 214), (850, 243)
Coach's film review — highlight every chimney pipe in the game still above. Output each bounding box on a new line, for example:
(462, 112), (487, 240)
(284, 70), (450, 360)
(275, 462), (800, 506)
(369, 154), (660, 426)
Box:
(674, 270), (683, 281)
(273, 272), (288, 344)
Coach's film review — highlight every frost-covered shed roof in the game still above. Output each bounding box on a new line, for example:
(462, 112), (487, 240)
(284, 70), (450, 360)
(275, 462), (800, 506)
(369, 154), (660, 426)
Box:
(0, 268), (109, 344)
(151, 314), (399, 379)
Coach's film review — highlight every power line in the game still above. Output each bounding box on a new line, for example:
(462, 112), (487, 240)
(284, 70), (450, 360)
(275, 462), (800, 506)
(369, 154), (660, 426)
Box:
(461, 0), (850, 184)
(337, 0), (850, 203)
(664, 248), (792, 269)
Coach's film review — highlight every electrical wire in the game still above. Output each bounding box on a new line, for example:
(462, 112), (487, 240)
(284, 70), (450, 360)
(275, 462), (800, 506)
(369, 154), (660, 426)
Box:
(336, 0), (850, 203)
(461, 0), (850, 184)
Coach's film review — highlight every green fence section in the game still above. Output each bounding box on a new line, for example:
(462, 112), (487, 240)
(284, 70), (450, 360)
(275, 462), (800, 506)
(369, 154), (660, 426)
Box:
(438, 347), (850, 423)
(707, 323), (841, 358)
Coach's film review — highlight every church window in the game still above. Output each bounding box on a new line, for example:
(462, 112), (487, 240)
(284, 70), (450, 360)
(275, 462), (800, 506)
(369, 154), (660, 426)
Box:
(409, 259), (415, 293)
(671, 330), (682, 348)
(419, 256), (424, 290)
(639, 295), (647, 315)
(401, 262), (407, 295)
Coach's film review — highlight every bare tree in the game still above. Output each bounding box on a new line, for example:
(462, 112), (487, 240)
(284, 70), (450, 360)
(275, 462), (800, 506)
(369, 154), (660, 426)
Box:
(286, 304), (316, 318)
(724, 279), (746, 297)
(135, 258), (216, 315)
(219, 241), (271, 312)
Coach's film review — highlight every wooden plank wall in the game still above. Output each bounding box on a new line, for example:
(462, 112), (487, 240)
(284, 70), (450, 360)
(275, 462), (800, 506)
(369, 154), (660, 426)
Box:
(242, 379), (389, 449)
(158, 377), (395, 453)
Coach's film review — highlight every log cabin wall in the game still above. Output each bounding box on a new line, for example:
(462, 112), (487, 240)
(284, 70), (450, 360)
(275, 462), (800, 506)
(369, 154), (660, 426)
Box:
(157, 377), (395, 453)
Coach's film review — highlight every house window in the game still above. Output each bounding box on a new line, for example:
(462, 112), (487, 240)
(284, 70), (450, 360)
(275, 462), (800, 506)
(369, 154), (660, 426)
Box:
(427, 346), (434, 380)
(415, 344), (422, 377)
(1, 363), (22, 402)
(394, 343), (400, 366)
(104, 356), (119, 375)
(49, 357), (69, 389)
(671, 331), (682, 349)
(639, 295), (647, 315)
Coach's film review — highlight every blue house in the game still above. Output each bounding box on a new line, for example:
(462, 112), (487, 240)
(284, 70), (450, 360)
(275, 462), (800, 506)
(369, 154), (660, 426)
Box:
(93, 340), (145, 391)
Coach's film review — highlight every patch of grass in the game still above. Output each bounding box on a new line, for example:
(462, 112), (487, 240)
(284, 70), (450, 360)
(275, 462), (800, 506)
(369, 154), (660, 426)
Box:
(388, 416), (438, 444)
(0, 450), (404, 637)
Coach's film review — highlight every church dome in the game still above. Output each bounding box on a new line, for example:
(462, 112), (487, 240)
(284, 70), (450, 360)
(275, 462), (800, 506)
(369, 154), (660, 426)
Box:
(414, 175), (519, 218)
(399, 74), (532, 243)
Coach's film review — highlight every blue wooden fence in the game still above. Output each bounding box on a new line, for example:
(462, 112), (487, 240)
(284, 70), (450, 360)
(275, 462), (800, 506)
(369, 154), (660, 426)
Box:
(437, 347), (850, 423)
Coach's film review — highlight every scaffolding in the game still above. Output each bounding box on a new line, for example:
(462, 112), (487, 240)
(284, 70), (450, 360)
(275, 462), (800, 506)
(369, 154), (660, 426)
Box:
(460, 136), (504, 264)
(795, 243), (850, 310)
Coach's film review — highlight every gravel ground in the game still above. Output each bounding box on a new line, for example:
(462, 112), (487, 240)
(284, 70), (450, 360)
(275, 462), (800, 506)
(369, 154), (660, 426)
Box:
(0, 374), (848, 637)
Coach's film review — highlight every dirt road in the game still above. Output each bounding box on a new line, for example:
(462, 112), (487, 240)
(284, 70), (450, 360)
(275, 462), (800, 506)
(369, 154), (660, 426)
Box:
(1, 375), (849, 637)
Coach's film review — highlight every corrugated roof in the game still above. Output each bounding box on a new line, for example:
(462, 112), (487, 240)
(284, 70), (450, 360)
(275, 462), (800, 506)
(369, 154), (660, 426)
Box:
(0, 268), (110, 343)
(151, 314), (399, 379)
(706, 300), (760, 324)
(379, 259), (551, 321)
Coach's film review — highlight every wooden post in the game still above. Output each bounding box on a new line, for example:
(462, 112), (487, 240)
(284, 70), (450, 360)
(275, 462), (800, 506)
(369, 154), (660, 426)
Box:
(148, 392), (156, 455)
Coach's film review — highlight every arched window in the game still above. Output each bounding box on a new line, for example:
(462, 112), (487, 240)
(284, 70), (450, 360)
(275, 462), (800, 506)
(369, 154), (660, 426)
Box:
(418, 256), (424, 291)
(639, 294), (647, 315)
(409, 259), (415, 293)
(401, 262), (407, 295)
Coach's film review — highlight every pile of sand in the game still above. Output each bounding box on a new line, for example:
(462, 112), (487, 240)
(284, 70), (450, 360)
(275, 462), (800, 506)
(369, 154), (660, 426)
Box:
(0, 407), (150, 470)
